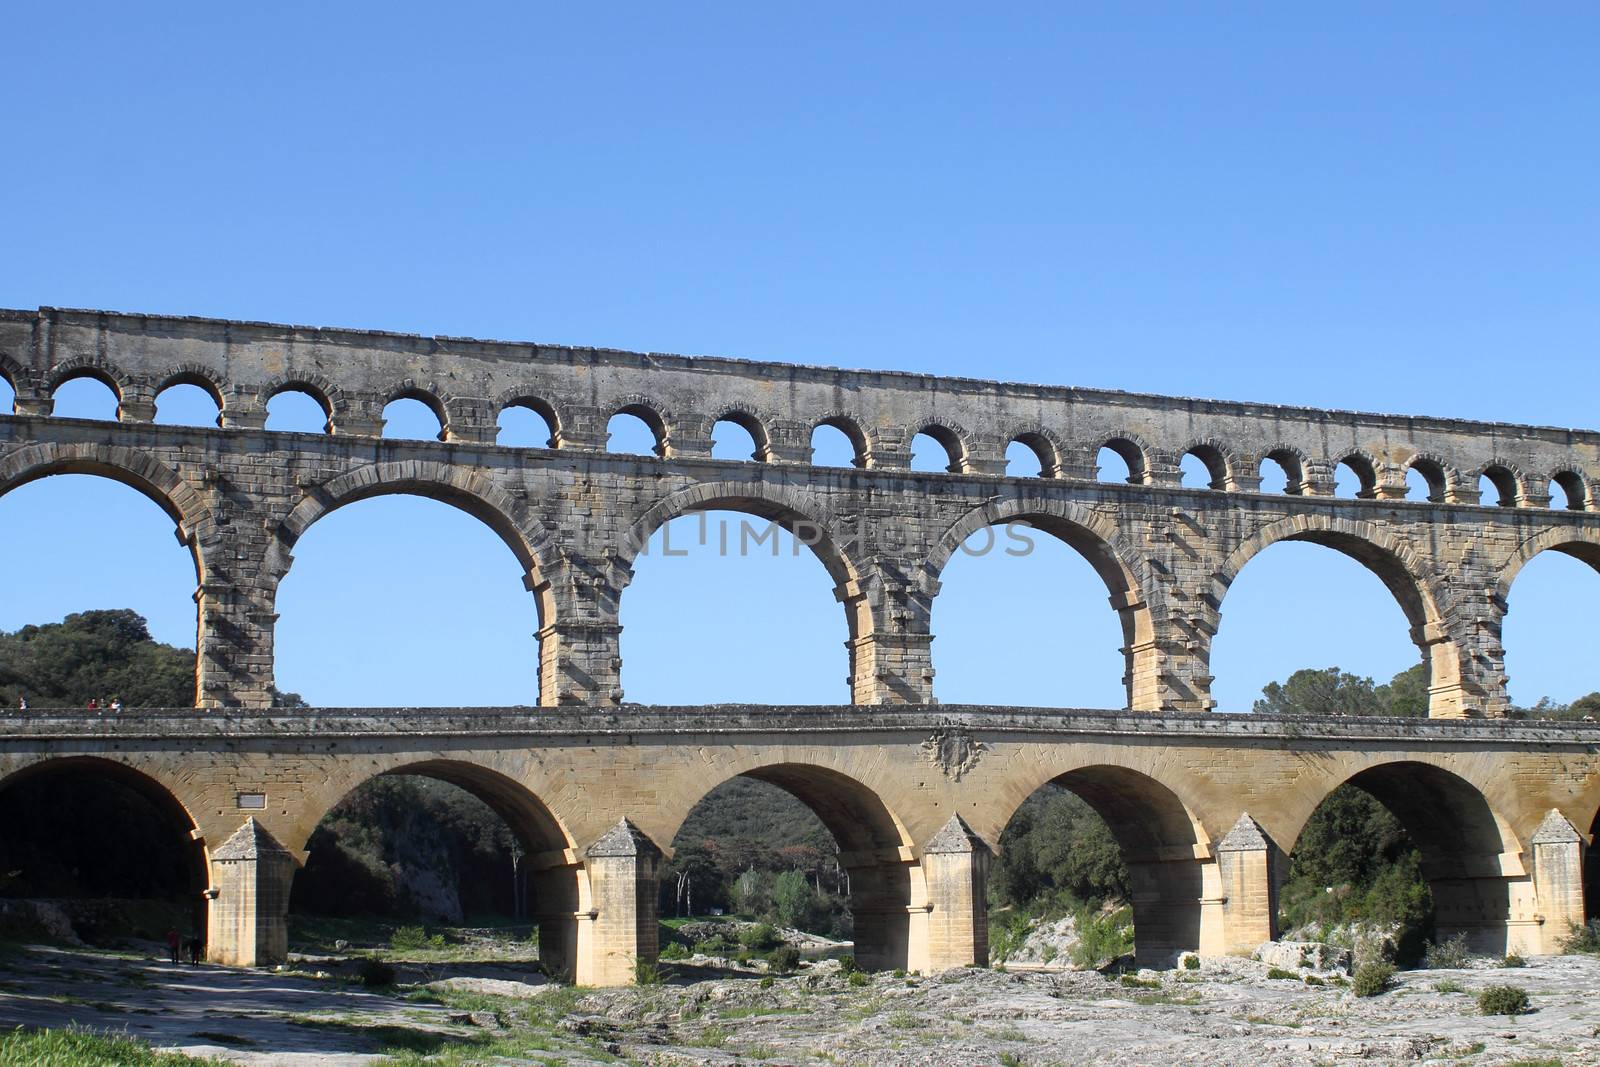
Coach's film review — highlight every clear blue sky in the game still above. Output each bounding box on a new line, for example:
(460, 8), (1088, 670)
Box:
(1, 4), (1596, 709)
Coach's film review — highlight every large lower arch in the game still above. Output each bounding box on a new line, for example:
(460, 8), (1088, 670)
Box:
(0, 756), (209, 948)
(267, 462), (566, 705)
(617, 481), (877, 703)
(659, 759), (917, 971)
(0, 442), (212, 706)
(928, 498), (1159, 710)
(289, 757), (582, 976)
(1214, 516), (1465, 717)
(1283, 761), (1523, 954)
(990, 763), (1212, 966)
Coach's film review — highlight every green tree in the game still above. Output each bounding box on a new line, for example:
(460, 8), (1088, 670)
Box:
(773, 869), (814, 928)
(0, 609), (194, 708)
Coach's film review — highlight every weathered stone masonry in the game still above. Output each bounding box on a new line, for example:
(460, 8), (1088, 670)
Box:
(1, 306), (1597, 716)
(1, 307), (1598, 982)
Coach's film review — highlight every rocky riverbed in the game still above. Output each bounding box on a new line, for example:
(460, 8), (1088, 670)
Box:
(2, 941), (1599, 1065)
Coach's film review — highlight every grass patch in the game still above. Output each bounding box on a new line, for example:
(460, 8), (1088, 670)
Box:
(1432, 979), (1465, 994)
(1265, 967), (1299, 981)
(0, 1026), (209, 1064)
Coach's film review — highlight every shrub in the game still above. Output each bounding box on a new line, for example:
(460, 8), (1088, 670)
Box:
(1303, 975), (1325, 987)
(740, 923), (781, 950)
(1500, 953), (1526, 968)
(1422, 933), (1470, 969)
(358, 957), (396, 988)
(1433, 979), (1465, 993)
(693, 936), (733, 956)
(1119, 975), (1160, 989)
(766, 945), (801, 974)
(389, 926), (445, 952)
(634, 959), (664, 985)
(837, 955), (860, 976)
(1266, 967), (1299, 981)
(1181, 954), (1200, 971)
(1352, 962), (1394, 998)
(1072, 906), (1134, 969)
(759, 975), (775, 989)
(1476, 984), (1529, 1016)
(1563, 920), (1600, 954)
(660, 941), (689, 960)
(847, 970), (868, 987)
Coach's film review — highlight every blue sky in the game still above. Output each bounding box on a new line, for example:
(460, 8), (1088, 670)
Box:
(1, 4), (1596, 709)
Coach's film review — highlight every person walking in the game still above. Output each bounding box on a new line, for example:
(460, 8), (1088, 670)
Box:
(109, 697), (123, 713)
(164, 927), (181, 965)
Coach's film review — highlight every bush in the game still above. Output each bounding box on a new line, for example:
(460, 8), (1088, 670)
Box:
(693, 936), (733, 956)
(358, 957), (396, 987)
(660, 941), (689, 960)
(1303, 975), (1324, 986)
(1476, 984), (1530, 1016)
(740, 923), (781, 950)
(1352, 962), (1394, 998)
(1500, 953), (1526, 968)
(1563, 920), (1600, 954)
(390, 925), (444, 952)
(1181, 954), (1200, 971)
(759, 975), (775, 989)
(837, 955), (860, 976)
(1433, 979), (1465, 993)
(1266, 967), (1299, 981)
(634, 959), (664, 985)
(1422, 933), (1470, 969)
(847, 970), (868, 987)
(766, 945), (801, 974)
(1071, 906), (1134, 969)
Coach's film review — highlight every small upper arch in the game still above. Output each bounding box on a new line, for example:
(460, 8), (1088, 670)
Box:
(1547, 470), (1592, 512)
(1095, 433), (1154, 485)
(908, 420), (971, 474)
(711, 403), (774, 463)
(606, 394), (672, 457)
(155, 365), (227, 411)
(495, 391), (563, 449)
(1403, 452), (1455, 504)
(382, 382), (450, 440)
(1004, 427), (1065, 478)
(811, 412), (872, 469)
(47, 357), (130, 400)
(1257, 445), (1309, 495)
(1476, 461), (1526, 508)
(1334, 450), (1381, 499)
(1179, 438), (1238, 491)
(264, 376), (342, 421)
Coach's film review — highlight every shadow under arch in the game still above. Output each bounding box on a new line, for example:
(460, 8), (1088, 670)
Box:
(927, 497), (1158, 709)
(666, 759), (915, 970)
(1214, 515), (1461, 717)
(1285, 760), (1521, 954)
(617, 481), (875, 699)
(994, 763), (1212, 966)
(292, 757), (582, 976)
(0, 755), (209, 945)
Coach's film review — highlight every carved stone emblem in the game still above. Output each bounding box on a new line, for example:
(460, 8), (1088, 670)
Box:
(921, 725), (985, 781)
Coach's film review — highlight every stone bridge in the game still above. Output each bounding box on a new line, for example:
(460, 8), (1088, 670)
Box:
(0, 708), (1596, 985)
(1, 306), (1598, 982)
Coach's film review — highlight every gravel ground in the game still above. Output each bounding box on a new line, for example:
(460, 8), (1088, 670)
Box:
(2, 942), (1598, 1065)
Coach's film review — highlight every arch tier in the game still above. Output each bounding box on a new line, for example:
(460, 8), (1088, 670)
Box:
(4, 410), (1596, 713)
(2, 708), (1596, 981)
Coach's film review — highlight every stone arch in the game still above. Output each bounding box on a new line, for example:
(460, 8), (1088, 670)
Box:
(1258, 445), (1310, 495)
(267, 461), (563, 626)
(1547, 469), (1592, 512)
(1334, 449), (1381, 499)
(1180, 437), (1239, 491)
(907, 420), (972, 473)
(1003, 426), (1065, 478)
(155, 363), (229, 411)
(286, 755), (584, 976)
(1214, 514), (1463, 716)
(928, 496), (1160, 709)
(617, 479), (873, 648)
(383, 381), (450, 438)
(1279, 757), (1523, 953)
(0, 440), (211, 558)
(811, 411), (873, 469)
(1094, 432), (1153, 484)
(606, 393), (673, 457)
(1404, 452), (1455, 503)
(1476, 461), (1527, 508)
(494, 387), (565, 447)
(710, 402), (776, 462)
(989, 757), (1213, 965)
(0, 349), (25, 396)
(658, 756), (915, 970)
(47, 356), (133, 399)
(263, 375), (345, 420)
(1493, 527), (1600, 604)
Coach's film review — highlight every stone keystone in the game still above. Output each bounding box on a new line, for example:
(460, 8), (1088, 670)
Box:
(923, 812), (990, 855)
(211, 816), (291, 860)
(1216, 812), (1270, 853)
(1531, 808), (1583, 845)
(586, 817), (662, 858)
